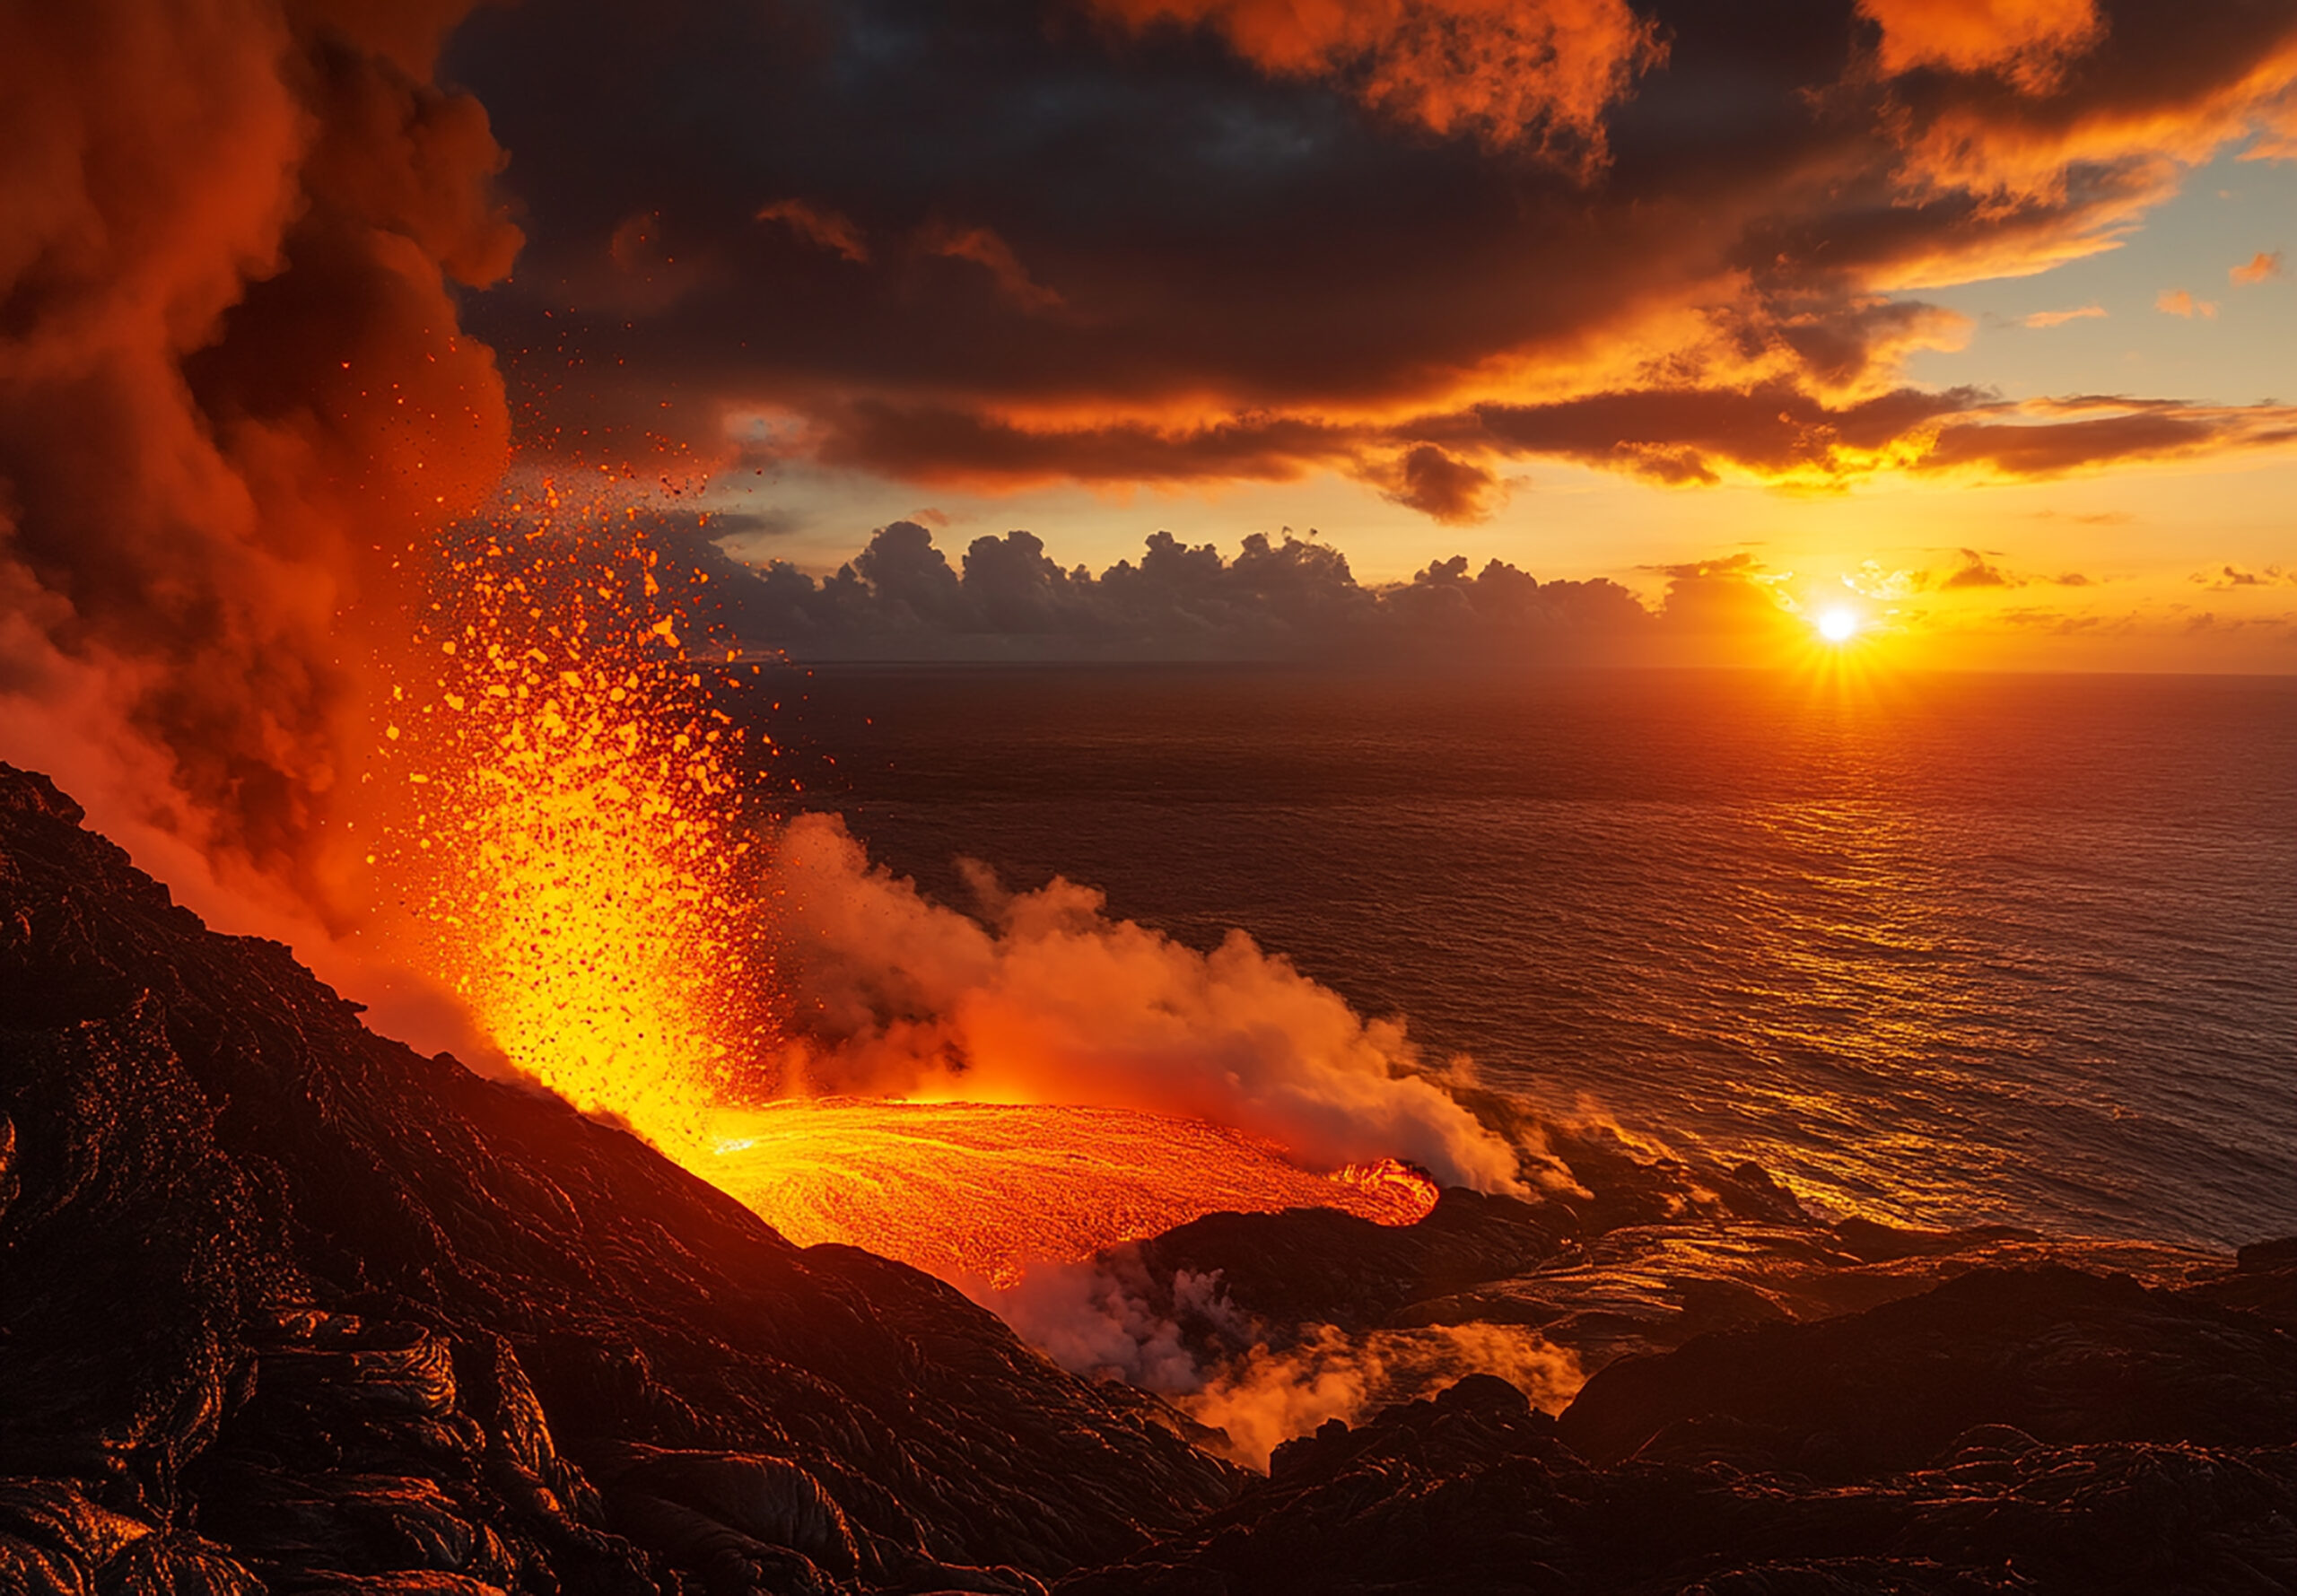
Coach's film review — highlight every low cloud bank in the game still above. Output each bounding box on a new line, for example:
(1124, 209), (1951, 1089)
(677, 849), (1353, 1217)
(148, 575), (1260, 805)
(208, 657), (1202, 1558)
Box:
(764, 812), (1526, 1192)
(697, 521), (1662, 663)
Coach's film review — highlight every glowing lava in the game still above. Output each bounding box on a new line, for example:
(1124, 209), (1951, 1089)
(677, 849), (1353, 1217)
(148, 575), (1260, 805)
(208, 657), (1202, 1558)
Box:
(706, 1099), (1437, 1286)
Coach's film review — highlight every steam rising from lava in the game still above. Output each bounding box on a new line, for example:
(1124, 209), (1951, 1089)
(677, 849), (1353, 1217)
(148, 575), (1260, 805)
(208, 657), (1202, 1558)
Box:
(979, 1257), (1585, 1469)
(764, 812), (1525, 1192)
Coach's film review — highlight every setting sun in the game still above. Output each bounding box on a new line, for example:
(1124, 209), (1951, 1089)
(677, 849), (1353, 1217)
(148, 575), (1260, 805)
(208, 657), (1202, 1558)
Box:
(1816, 606), (1862, 643)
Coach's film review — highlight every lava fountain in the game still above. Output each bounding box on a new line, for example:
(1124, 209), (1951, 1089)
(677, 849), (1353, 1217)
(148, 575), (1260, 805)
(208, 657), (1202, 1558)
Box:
(368, 490), (1440, 1285)
(367, 489), (777, 1147)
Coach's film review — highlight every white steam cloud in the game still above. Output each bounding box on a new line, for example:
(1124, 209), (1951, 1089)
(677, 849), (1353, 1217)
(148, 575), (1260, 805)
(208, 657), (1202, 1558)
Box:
(765, 812), (1524, 1191)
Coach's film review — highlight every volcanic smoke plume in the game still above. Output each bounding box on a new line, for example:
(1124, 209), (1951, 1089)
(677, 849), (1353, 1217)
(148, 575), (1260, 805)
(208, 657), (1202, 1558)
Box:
(0, 0), (517, 922)
(763, 812), (1526, 1191)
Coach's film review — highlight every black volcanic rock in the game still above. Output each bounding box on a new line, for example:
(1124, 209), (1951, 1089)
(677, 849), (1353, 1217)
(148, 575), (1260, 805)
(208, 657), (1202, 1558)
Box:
(1108, 1141), (1874, 1378)
(2185, 1234), (2297, 1332)
(1064, 1278), (2297, 1596)
(1126, 1187), (1576, 1334)
(1112, 1156), (2233, 1388)
(0, 764), (1236, 1593)
(1554, 1265), (2297, 1478)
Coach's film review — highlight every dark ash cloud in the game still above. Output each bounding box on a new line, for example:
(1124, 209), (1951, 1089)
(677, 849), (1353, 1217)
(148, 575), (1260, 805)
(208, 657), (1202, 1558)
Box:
(2, 0), (517, 896)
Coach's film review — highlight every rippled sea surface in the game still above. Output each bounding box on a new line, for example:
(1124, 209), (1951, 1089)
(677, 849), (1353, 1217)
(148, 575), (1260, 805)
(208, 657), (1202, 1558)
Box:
(759, 666), (2297, 1251)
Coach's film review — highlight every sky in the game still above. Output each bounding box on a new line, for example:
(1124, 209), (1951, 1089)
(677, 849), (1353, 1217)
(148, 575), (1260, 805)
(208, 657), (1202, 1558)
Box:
(5, 0), (2297, 911)
(437, 0), (2297, 670)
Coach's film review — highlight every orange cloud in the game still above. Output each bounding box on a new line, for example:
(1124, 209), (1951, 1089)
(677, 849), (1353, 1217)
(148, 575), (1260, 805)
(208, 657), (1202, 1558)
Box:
(1874, 18), (2297, 283)
(2193, 563), (2297, 589)
(1860, 0), (2102, 90)
(1940, 547), (2017, 589)
(2022, 304), (2106, 327)
(2231, 249), (2284, 284)
(756, 198), (869, 264)
(1920, 399), (2297, 476)
(1078, 0), (1664, 158)
(1458, 383), (1983, 487)
(916, 222), (1065, 312)
(2156, 287), (2218, 318)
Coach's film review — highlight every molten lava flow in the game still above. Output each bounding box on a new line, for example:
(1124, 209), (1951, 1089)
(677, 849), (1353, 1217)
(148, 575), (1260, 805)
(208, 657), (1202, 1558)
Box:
(368, 493), (776, 1148)
(704, 1099), (1437, 1286)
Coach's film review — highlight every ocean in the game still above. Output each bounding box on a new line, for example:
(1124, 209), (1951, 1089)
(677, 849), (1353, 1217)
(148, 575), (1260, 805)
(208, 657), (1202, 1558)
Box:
(755, 665), (2297, 1252)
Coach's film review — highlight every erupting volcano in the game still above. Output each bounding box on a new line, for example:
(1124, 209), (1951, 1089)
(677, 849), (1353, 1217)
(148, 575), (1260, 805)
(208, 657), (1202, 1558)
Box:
(354, 486), (1449, 1286)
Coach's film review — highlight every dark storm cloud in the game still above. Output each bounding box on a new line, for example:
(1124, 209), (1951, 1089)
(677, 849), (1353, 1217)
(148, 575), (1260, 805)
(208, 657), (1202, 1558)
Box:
(441, 0), (2297, 497)
(807, 403), (1362, 487)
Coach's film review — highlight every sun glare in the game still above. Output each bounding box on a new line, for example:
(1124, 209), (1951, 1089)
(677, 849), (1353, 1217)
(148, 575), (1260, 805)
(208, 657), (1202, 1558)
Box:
(1816, 606), (1861, 643)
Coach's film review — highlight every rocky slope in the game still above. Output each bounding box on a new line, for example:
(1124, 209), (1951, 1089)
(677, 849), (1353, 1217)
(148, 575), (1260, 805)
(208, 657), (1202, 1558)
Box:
(0, 765), (1236, 1594)
(4, 761), (2293, 1596)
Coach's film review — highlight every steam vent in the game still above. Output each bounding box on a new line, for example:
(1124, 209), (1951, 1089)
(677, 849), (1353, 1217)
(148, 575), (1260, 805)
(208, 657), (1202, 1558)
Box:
(4, 759), (2296, 1593)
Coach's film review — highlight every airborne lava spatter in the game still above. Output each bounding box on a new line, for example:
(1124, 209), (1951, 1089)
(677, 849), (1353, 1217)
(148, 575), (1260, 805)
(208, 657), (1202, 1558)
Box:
(369, 484), (781, 1150)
